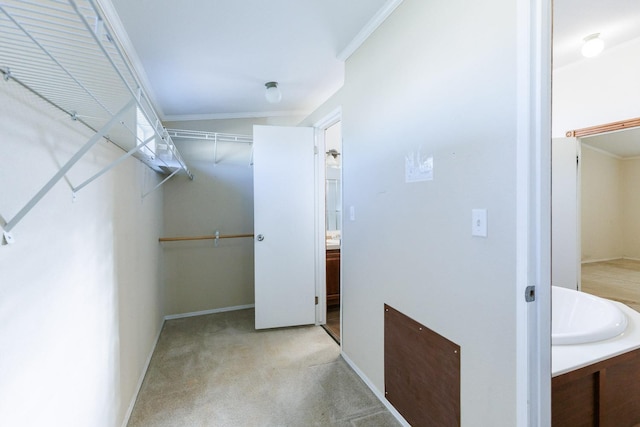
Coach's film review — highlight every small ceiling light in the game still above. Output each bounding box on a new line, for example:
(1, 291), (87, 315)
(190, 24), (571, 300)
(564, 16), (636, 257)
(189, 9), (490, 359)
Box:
(264, 81), (282, 104)
(326, 149), (340, 168)
(581, 33), (605, 58)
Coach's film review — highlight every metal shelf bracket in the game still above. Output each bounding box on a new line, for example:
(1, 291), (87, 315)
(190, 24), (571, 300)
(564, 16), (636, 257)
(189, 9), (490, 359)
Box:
(2, 98), (135, 235)
(0, 0), (195, 243)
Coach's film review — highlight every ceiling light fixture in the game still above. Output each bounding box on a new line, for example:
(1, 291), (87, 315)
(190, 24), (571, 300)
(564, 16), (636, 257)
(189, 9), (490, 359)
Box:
(264, 81), (282, 104)
(581, 33), (605, 58)
(326, 149), (340, 168)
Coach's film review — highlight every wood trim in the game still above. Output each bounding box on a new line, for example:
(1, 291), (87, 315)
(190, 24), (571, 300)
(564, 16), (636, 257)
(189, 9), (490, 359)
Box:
(566, 117), (640, 138)
(159, 233), (254, 242)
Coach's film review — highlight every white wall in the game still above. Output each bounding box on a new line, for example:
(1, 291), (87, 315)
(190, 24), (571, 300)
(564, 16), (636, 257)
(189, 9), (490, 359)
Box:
(581, 146), (622, 261)
(552, 34), (640, 278)
(161, 141), (254, 315)
(162, 116), (300, 315)
(580, 147), (640, 262)
(553, 37), (640, 137)
(0, 81), (165, 426)
(622, 158), (640, 259)
(551, 138), (579, 289)
(302, 0), (523, 424)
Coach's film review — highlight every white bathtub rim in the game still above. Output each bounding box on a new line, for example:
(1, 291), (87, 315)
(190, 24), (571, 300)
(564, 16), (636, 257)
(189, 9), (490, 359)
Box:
(552, 301), (640, 376)
(552, 286), (629, 345)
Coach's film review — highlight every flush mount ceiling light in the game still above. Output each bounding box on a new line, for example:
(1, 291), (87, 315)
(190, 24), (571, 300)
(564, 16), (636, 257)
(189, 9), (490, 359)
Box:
(264, 81), (282, 104)
(581, 33), (605, 58)
(326, 149), (340, 159)
(326, 149), (340, 168)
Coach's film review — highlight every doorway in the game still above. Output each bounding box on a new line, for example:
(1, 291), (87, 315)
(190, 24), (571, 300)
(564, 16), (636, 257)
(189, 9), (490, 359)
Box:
(553, 125), (640, 311)
(314, 108), (342, 343)
(323, 120), (342, 342)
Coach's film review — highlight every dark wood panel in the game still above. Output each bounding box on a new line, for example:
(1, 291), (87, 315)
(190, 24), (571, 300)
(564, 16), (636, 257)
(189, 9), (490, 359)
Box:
(552, 372), (598, 427)
(600, 350), (640, 427)
(552, 347), (640, 427)
(326, 249), (340, 307)
(384, 304), (460, 427)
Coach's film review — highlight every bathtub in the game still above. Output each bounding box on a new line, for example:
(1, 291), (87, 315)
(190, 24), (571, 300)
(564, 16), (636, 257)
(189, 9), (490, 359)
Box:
(552, 286), (640, 376)
(552, 286), (628, 345)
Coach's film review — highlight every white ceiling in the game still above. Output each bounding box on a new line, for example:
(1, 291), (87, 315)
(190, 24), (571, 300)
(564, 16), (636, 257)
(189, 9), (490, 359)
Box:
(105, 0), (640, 126)
(582, 129), (640, 159)
(554, 0), (640, 156)
(553, 0), (640, 69)
(106, 0), (392, 120)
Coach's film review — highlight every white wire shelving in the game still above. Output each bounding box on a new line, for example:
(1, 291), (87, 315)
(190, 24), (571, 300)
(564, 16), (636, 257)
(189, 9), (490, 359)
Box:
(166, 129), (254, 166)
(0, 0), (193, 244)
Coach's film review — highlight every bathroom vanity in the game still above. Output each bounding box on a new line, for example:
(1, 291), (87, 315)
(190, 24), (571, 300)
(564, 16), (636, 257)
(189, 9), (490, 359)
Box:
(552, 347), (640, 426)
(326, 249), (340, 307)
(552, 298), (640, 426)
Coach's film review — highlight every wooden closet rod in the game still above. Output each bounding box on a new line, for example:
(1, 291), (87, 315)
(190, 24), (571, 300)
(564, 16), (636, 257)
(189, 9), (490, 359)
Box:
(159, 233), (254, 242)
(566, 117), (640, 138)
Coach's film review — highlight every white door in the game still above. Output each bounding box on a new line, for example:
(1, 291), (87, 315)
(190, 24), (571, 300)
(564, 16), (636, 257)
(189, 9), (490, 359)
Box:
(253, 125), (316, 329)
(551, 137), (580, 290)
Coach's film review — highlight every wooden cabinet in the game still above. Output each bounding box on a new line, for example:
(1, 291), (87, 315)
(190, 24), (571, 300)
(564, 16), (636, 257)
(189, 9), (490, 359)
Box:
(552, 347), (640, 426)
(326, 249), (340, 307)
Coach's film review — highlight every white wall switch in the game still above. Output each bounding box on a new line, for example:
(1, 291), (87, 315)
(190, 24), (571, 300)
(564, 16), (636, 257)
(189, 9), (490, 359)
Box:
(472, 209), (487, 237)
(349, 206), (356, 221)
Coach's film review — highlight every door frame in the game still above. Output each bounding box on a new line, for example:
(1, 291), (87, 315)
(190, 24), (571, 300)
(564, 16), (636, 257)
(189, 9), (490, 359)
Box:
(313, 107), (342, 329)
(517, 0), (552, 424)
(551, 137), (581, 291)
(577, 141), (582, 290)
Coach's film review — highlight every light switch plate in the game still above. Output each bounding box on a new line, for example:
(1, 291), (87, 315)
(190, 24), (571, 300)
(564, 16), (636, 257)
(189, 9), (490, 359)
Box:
(472, 209), (487, 237)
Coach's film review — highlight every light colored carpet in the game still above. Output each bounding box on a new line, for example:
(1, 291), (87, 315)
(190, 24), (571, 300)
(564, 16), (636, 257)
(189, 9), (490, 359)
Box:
(127, 308), (400, 427)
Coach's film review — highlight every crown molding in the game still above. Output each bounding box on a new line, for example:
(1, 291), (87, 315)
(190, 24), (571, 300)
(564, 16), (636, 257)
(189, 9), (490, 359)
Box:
(163, 110), (311, 122)
(337, 0), (404, 61)
(95, 0), (166, 118)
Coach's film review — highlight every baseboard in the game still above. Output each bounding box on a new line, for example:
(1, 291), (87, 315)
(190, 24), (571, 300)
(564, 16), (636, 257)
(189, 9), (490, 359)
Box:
(582, 257), (640, 264)
(581, 257), (620, 264)
(120, 317), (165, 427)
(341, 352), (410, 427)
(164, 304), (255, 320)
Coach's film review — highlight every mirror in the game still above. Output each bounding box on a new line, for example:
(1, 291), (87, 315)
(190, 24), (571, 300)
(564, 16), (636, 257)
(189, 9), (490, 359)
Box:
(326, 170), (341, 231)
(325, 122), (342, 233)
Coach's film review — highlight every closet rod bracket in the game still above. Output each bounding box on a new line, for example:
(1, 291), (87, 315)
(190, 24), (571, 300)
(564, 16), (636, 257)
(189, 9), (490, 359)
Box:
(2, 230), (14, 245)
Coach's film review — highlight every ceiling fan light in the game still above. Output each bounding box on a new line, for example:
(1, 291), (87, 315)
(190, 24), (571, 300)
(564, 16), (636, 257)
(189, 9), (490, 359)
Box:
(265, 81), (282, 103)
(581, 33), (604, 58)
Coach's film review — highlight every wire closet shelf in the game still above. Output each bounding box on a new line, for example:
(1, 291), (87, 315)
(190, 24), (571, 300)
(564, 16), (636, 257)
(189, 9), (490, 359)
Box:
(166, 128), (254, 166)
(0, 0), (193, 242)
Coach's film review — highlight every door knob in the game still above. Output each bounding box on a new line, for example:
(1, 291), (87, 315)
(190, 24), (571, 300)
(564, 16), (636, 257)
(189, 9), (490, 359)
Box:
(257, 234), (264, 241)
